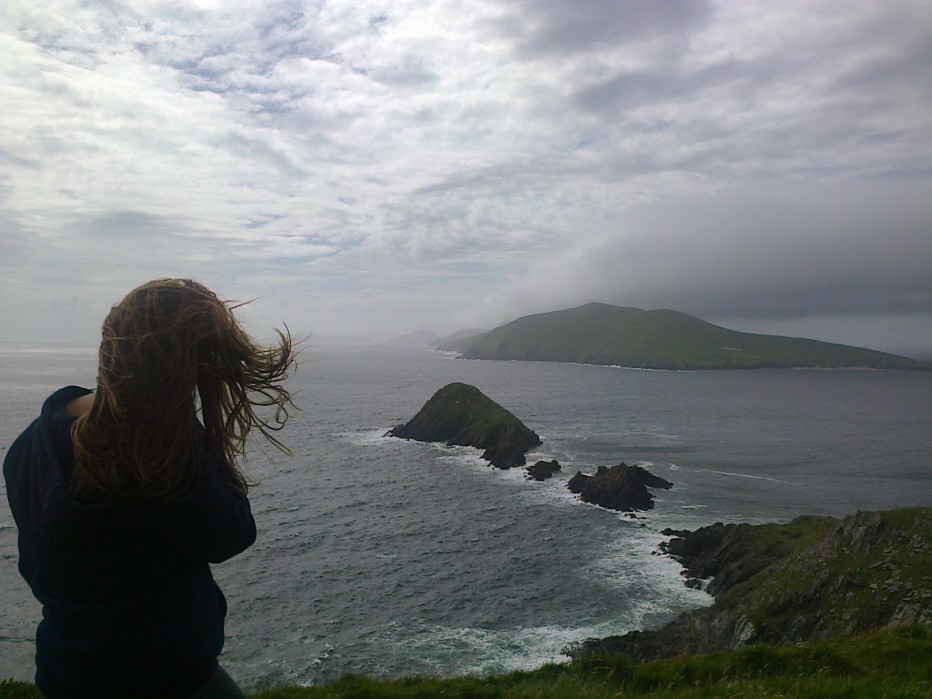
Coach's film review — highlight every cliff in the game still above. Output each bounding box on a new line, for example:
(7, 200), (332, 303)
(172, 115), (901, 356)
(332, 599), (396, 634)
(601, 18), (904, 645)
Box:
(386, 383), (542, 468)
(569, 507), (932, 660)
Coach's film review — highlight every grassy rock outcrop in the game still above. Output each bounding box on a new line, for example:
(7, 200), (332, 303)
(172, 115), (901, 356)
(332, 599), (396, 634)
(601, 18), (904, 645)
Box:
(387, 383), (541, 468)
(569, 507), (932, 661)
(567, 463), (673, 512)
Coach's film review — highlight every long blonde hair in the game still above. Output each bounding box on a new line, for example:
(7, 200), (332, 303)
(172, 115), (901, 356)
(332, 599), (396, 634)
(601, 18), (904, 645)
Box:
(70, 278), (296, 500)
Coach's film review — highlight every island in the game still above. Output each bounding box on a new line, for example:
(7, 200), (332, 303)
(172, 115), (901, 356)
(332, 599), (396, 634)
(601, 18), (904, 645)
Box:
(567, 462), (673, 511)
(386, 382), (542, 468)
(438, 302), (931, 370)
(568, 507), (931, 661)
(526, 459), (561, 481)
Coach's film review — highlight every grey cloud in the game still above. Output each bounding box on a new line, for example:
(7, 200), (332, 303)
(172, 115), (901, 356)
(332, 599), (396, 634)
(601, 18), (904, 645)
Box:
(78, 210), (186, 240)
(574, 67), (684, 114)
(493, 0), (713, 59)
(245, 213), (287, 230)
(133, 2), (336, 97)
(370, 56), (438, 87)
(573, 57), (755, 115)
(219, 131), (307, 179)
(557, 182), (932, 321)
(567, 2), (932, 179)
(831, 33), (932, 103)
(413, 163), (516, 195)
(3, 1), (931, 350)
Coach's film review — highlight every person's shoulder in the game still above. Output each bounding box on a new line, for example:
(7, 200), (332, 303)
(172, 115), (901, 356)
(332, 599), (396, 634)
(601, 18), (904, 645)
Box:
(64, 392), (94, 417)
(3, 389), (86, 482)
(42, 386), (93, 417)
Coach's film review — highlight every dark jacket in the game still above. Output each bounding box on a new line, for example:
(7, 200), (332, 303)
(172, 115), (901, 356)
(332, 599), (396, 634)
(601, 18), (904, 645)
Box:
(3, 386), (257, 698)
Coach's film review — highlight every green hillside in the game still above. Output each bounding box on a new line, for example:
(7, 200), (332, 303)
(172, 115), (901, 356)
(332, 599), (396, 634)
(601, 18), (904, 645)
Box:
(4, 628), (930, 698)
(446, 303), (929, 370)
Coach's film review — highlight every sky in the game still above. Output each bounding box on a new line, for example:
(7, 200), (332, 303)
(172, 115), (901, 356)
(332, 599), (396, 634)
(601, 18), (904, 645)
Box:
(2, 0), (931, 356)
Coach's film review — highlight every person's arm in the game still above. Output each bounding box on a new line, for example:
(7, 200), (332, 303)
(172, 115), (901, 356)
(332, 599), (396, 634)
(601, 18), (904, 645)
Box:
(172, 459), (257, 564)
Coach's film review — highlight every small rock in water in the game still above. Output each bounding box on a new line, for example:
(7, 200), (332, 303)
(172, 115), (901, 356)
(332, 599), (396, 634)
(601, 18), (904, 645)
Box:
(526, 459), (561, 481)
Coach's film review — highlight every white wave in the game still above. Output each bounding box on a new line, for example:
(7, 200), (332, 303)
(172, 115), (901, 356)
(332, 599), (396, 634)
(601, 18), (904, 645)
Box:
(335, 427), (401, 448)
(0, 346), (97, 356)
(309, 643), (334, 670)
(708, 470), (804, 486)
(512, 474), (584, 510)
(373, 617), (650, 677)
(435, 444), (493, 469)
(349, 431), (497, 471)
(583, 525), (712, 627)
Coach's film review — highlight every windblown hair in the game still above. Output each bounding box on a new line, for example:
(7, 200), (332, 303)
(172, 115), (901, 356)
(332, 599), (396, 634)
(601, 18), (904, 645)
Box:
(70, 278), (296, 501)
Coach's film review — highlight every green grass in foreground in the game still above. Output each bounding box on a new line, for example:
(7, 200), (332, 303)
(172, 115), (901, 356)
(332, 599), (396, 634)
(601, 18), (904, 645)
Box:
(2, 627), (929, 698)
(250, 626), (930, 699)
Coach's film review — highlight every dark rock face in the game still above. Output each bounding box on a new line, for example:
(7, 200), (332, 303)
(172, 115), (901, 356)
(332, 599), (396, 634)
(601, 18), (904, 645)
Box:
(567, 463), (673, 511)
(386, 382), (541, 468)
(526, 459), (561, 481)
(658, 518), (831, 596)
(567, 508), (932, 662)
(660, 522), (761, 595)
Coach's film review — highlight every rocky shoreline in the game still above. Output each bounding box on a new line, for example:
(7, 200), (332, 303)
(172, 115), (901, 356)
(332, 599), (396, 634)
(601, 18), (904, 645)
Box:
(568, 507), (932, 661)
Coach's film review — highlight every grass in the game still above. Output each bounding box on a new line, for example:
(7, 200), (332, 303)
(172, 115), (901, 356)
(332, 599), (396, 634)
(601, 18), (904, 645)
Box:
(2, 627), (929, 698)
(253, 626), (932, 698)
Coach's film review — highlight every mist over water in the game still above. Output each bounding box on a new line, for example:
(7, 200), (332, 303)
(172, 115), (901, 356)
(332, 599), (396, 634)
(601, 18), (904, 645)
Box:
(1, 343), (930, 690)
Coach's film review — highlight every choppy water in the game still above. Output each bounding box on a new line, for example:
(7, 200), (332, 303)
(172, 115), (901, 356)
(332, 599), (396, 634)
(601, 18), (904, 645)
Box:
(1, 342), (930, 690)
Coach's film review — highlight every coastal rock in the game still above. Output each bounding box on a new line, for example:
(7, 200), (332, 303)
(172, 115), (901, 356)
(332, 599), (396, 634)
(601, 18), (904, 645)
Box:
(567, 508), (932, 662)
(567, 463), (673, 512)
(386, 382), (541, 468)
(526, 459), (561, 481)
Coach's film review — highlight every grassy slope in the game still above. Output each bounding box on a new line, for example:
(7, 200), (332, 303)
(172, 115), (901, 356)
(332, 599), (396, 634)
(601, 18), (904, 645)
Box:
(740, 508), (932, 639)
(456, 303), (929, 370)
(3, 627), (929, 698)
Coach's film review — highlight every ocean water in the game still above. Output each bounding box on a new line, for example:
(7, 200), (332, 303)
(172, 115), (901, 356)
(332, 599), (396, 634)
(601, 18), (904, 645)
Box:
(1, 342), (930, 691)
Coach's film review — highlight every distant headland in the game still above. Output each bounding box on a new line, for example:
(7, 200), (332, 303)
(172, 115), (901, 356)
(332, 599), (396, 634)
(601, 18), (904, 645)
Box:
(438, 303), (931, 370)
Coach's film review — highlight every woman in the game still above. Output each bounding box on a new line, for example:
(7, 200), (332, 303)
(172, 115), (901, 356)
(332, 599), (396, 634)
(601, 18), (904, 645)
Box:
(4, 279), (296, 698)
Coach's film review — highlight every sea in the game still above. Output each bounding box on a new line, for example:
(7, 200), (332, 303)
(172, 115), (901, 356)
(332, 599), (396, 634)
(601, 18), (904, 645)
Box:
(1, 341), (930, 691)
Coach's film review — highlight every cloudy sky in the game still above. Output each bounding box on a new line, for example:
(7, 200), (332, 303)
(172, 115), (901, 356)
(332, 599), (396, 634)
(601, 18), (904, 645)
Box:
(2, 0), (931, 356)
